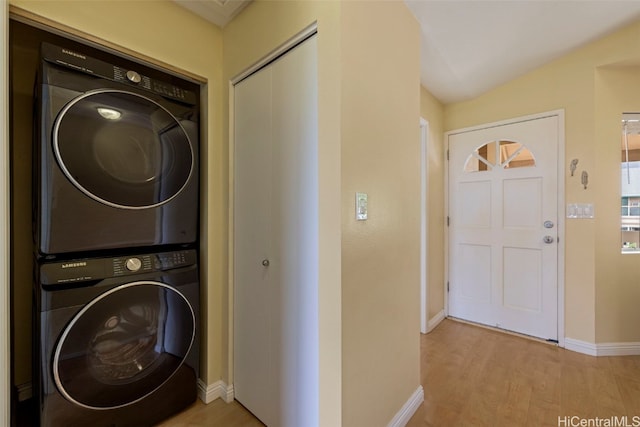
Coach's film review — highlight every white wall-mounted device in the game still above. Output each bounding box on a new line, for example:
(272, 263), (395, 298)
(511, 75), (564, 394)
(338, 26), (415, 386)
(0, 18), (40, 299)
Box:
(356, 192), (368, 220)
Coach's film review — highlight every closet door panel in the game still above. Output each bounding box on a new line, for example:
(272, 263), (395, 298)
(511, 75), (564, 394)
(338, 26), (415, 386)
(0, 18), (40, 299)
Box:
(234, 35), (318, 427)
(233, 66), (275, 426)
(271, 35), (319, 427)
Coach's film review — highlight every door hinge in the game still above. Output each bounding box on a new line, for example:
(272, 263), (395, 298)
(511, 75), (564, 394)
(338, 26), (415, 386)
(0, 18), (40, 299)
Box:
(447, 281), (450, 292)
(447, 216), (450, 227)
(446, 149), (449, 161)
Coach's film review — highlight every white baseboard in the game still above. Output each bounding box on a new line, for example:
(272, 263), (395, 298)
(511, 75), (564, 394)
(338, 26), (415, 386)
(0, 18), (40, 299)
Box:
(426, 310), (445, 333)
(565, 338), (640, 356)
(197, 379), (234, 404)
(565, 338), (597, 356)
(595, 342), (640, 356)
(387, 385), (424, 427)
(16, 382), (32, 402)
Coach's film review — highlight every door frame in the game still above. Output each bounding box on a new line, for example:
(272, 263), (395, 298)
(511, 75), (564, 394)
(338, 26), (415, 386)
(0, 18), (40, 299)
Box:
(1, 2), (10, 424)
(420, 118), (429, 334)
(444, 109), (565, 347)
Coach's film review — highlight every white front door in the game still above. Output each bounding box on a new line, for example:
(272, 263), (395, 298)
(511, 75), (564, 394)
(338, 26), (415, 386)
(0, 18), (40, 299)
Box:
(234, 34), (319, 427)
(448, 115), (560, 341)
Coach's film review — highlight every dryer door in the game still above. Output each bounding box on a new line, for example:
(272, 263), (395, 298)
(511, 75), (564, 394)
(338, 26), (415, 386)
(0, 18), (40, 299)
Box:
(53, 282), (196, 409)
(53, 90), (194, 209)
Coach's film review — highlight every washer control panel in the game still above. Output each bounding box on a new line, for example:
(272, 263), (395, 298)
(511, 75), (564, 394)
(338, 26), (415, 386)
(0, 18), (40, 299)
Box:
(154, 251), (188, 270)
(112, 250), (194, 276)
(39, 249), (197, 286)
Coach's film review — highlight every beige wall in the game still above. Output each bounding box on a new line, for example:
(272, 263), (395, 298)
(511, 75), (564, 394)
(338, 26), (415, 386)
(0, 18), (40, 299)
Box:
(225, 1), (421, 424)
(9, 0), (224, 387)
(594, 65), (640, 342)
(420, 86), (445, 321)
(340, 2), (421, 425)
(443, 19), (640, 344)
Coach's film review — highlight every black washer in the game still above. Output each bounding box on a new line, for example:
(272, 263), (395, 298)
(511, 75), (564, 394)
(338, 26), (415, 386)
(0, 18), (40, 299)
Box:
(34, 249), (200, 426)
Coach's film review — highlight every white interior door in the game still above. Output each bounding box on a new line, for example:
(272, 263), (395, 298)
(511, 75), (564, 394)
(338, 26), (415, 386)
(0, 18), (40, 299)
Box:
(234, 63), (274, 424)
(234, 35), (319, 427)
(448, 115), (559, 341)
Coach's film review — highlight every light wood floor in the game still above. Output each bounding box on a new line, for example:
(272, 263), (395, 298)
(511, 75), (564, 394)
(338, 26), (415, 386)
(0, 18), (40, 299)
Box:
(407, 319), (640, 427)
(157, 398), (264, 426)
(158, 319), (640, 426)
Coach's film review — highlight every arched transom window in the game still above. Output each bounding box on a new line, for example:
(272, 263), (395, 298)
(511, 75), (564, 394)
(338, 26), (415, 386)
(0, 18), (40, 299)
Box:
(464, 140), (536, 173)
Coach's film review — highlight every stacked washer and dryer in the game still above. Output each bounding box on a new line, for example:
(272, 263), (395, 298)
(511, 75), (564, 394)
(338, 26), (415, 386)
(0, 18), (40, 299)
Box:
(32, 42), (201, 426)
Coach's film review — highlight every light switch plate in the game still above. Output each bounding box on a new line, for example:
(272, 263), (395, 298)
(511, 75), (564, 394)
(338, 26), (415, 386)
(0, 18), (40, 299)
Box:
(356, 192), (368, 220)
(567, 203), (594, 219)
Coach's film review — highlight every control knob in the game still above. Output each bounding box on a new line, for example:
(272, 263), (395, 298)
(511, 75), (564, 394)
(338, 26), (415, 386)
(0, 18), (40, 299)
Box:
(126, 70), (142, 84)
(125, 257), (142, 272)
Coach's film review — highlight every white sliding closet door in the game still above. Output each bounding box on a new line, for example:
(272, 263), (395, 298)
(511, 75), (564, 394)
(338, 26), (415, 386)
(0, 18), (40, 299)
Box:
(234, 35), (318, 427)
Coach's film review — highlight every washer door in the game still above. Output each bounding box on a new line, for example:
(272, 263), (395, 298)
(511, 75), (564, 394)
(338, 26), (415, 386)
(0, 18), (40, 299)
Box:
(53, 90), (194, 209)
(53, 282), (196, 410)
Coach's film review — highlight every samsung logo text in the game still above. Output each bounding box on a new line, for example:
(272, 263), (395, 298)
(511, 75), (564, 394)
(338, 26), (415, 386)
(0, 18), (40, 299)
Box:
(62, 49), (86, 60)
(61, 262), (87, 269)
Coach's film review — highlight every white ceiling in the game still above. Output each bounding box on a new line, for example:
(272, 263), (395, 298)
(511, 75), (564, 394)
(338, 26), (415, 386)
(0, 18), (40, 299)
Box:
(175, 0), (640, 104)
(405, 0), (640, 104)
(174, 0), (251, 28)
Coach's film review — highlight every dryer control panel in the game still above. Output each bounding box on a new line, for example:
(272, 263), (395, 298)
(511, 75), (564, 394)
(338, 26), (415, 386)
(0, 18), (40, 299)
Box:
(41, 42), (198, 104)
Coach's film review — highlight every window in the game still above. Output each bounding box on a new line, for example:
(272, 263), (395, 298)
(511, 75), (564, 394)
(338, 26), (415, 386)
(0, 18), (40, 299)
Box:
(464, 140), (535, 173)
(621, 113), (640, 253)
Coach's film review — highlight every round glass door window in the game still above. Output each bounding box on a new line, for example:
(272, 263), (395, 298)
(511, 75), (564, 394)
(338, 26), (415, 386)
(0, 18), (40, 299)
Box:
(53, 90), (194, 209)
(53, 282), (196, 409)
